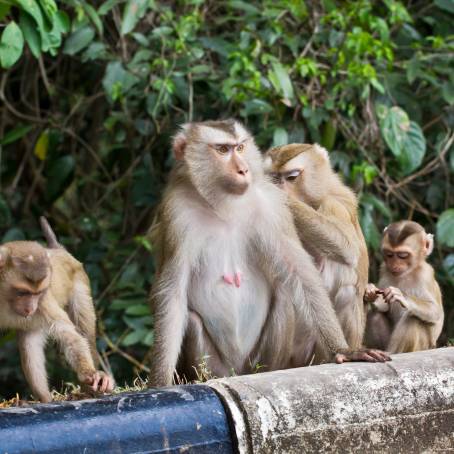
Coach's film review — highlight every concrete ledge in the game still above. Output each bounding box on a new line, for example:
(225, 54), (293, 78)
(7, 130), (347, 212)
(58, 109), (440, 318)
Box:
(208, 347), (454, 453)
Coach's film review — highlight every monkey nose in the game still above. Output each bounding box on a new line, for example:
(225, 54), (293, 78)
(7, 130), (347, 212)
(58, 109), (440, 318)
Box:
(238, 167), (249, 176)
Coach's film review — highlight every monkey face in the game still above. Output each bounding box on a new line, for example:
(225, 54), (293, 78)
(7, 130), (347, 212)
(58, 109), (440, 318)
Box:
(383, 248), (414, 276)
(210, 142), (251, 195)
(9, 286), (46, 317)
(7, 271), (50, 318)
(382, 229), (429, 277)
(0, 242), (51, 318)
(265, 144), (331, 208)
(173, 120), (261, 202)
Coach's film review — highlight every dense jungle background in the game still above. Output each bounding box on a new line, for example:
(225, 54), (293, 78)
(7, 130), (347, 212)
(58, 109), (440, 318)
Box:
(0, 0), (453, 400)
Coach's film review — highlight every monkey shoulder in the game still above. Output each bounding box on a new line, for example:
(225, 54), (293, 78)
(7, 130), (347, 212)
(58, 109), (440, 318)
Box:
(257, 181), (293, 223)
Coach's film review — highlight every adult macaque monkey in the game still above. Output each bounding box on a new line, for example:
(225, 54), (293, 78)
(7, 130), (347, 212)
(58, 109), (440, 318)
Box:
(365, 221), (444, 353)
(0, 217), (114, 402)
(148, 120), (389, 387)
(264, 144), (368, 354)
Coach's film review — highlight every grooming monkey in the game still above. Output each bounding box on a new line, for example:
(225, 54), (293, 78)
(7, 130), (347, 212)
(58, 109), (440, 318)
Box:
(148, 120), (389, 387)
(0, 217), (114, 402)
(365, 221), (444, 353)
(265, 144), (368, 356)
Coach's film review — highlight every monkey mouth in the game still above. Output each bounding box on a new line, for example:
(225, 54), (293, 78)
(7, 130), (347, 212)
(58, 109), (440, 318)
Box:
(222, 179), (250, 195)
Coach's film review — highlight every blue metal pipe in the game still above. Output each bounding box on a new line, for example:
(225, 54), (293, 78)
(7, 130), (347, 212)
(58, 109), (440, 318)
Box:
(0, 385), (235, 453)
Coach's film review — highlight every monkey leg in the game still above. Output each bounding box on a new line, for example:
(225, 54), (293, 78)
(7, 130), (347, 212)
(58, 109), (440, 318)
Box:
(365, 310), (392, 351)
(177, 310), (231, 382)
(333, 285), (365, 350)
(292, 334), (318, 367)
(69, 271), (98, 367)
(252, 288), (296, 371)
(387, 316), (431, 354)
(17, 330), (52, 403)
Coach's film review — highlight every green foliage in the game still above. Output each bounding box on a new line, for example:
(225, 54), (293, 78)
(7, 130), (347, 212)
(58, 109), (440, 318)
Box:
(0, 0), (453, 398)
(437, 209), (454, 248)
(0, 21), (24, 68)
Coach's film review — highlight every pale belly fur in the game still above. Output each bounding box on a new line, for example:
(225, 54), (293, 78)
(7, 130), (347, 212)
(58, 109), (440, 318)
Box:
(187, 231), (271, 371)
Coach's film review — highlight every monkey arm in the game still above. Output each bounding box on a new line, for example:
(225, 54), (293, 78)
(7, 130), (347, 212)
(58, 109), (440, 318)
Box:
(403, 295), (442, 324)
(17, 330), (52, 403)
(42, 297), (96, 378)
(254, 218), (350, 356)
(288, 197), (360, 267)
(148, 256), (190, 387)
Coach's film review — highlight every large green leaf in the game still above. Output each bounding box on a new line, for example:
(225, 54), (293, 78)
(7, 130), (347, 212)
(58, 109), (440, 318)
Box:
(442, 80), (454, 105)
(63, 25), (95, 55)
(268, 61), (295, 105)
(13, 0), (46, 31)
(0, 124), (33, 145)
(377, 104), (426, 174)
(99, 0), (122, 15)
(443, 254), (454, 278)
(45, 155), (75, 201)
(121, 0), (148, 35)
(397, 121), (426, 174)
(359, 206), (381, 250)
(102, 61), (140, 100)
(0, 21), (24, 68)
(435, 0), (454, 14)
(272, 128), (288, 147)
(360, 193), (392, 220)
(40, 0), (57, 22)
(377, 105), (410, 157)
(83, 3), (103, 36)
(121, 329), (148, 346)
(20, 10), (41, 58)
(437, 209), (454, 248)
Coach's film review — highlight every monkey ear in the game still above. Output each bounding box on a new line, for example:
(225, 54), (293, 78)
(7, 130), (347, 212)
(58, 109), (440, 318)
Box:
(172, 124), (190, 161)
(425, 233), (434, 256)
(263, 153), (273, 172)
(383, 225), (389, 233)
(313, 144), (330, 161)
(0, 246), (9, 267)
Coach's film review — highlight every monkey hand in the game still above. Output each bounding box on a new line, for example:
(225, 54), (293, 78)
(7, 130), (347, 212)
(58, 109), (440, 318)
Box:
(364, 283), (380, 303)
(79, 370), (115, 394)
(335, 348), (391, 363)
(383, 286), (407, 308)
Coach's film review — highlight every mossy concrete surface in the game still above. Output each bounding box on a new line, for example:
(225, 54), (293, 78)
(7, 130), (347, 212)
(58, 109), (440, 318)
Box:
(209, 347), (454, 453)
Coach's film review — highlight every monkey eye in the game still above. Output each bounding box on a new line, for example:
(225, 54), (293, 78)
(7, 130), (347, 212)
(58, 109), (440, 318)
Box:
(16, 289), (31, 297)
(397, 252), (409, 259)
(216, 145), (230, 154)
(285, 170), (301, 182)
(385, 252), (394, 258)
(237, 144), (244, 153)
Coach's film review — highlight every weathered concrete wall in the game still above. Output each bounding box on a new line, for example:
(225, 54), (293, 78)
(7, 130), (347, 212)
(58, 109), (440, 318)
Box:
(209, 347), (454, 453)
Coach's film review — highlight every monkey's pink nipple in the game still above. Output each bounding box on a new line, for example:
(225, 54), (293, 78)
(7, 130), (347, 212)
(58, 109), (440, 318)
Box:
(223, 274), (234, 285)
(234, 272), (242, 288)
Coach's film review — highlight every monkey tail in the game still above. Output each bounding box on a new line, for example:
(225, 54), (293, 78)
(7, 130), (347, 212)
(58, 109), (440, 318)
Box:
(39, 216), (63, 249)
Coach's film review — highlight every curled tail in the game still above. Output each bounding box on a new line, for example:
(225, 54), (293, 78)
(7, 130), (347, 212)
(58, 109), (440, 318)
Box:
(39, 216), (63, 249)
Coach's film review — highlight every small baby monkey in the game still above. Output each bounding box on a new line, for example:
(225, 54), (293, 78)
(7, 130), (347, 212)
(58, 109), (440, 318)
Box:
(0, 217), (114, 402)
(365, 220), (444, 353)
